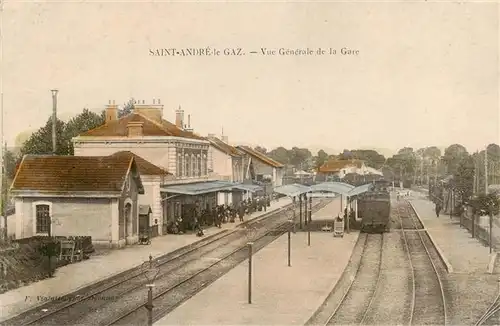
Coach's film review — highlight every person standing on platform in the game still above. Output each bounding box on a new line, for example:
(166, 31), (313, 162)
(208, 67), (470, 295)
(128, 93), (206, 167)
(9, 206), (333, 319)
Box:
(435, 200), (442, 218)
(238, 203), (245, 222)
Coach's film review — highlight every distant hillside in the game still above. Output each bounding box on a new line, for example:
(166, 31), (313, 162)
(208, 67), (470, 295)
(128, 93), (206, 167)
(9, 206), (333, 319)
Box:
(307, 146), (341, 156)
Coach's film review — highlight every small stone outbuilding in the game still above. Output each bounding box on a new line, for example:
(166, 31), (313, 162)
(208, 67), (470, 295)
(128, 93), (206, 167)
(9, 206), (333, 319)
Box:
(10, 154), (144, 248)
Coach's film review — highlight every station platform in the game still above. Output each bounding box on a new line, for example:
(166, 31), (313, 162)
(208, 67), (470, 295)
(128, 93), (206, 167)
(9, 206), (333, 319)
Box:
(155, 199), (359, 325)
(408, 192), (494, 274)
(0, 198), (292, 322)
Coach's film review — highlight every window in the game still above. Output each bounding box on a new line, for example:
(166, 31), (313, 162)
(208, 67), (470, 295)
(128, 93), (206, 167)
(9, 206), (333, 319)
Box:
(35, 204), (51, 234)
(191, 154), (195, 177)
(234, 162), (240, 182)
(184, 154), (189, 177)
(202, 154), (207, 176)
(177, 154), (183, 177)
(194, 154), (199, 177)
(198, 155), (202, 177)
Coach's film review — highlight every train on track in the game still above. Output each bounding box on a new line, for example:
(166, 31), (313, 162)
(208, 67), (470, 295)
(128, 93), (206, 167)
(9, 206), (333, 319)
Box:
(357, 183), (391, 233)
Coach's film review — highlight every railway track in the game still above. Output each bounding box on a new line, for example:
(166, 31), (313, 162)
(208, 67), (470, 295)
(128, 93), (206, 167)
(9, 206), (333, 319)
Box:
(2, 199), (330, 326)
(324, 233), (384, 325)
(398, 201), (448, 326)
(474, 285), (500, 325)
(108, 221), (296, 326)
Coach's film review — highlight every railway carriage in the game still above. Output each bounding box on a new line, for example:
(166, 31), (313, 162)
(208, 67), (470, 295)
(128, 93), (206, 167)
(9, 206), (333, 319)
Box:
(358, 189), (391, 233)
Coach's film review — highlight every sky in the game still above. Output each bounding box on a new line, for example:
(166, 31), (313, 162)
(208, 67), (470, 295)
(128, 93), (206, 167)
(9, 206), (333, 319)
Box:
(1, 1), (499, 155)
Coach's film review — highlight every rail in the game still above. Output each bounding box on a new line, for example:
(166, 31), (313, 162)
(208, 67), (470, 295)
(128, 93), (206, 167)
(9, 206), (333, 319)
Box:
(3, 201), (299, 326)
(324, 233), (384, 325)
(107, 199), (331, 325)
(403, 200), (448, 325)
(474, 292), (500, 325)
(359, 234), (384, 325)
(396, 205), (416, 326)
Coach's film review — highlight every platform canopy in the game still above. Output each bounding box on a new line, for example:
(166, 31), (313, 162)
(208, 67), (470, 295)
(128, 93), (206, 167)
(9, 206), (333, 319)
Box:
(347, 183), (374, 197)
(230, 183), (263, 193)
(273, 183), (311, 197)
(309, 182), (355, 196)
(309, 192), (337, 198)
(160, 180), (235, 196)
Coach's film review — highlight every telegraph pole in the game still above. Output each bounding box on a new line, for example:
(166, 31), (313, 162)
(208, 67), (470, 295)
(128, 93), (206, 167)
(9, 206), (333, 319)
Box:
(0, 0), (5, 240)
(485, 147), (489, 194)
(473, 154), (477, 195)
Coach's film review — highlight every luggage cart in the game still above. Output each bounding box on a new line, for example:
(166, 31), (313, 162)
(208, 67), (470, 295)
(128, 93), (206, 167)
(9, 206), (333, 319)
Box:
(333, 218), (344, 238)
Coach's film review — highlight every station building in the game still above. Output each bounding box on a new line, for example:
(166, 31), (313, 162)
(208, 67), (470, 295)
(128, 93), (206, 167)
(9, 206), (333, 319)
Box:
(236, 145), (285, 195)
(72, 100), (256, 237)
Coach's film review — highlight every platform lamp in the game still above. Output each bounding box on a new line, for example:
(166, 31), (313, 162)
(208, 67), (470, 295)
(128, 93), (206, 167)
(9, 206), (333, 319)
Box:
(142, 255), (160, 326)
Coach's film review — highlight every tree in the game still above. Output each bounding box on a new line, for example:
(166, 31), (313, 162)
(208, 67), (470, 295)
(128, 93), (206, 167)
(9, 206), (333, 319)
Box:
(486, 143), (500, 185)
(20, 118), (67, 156)
(118, 98), (135, 118)
(471, 192), (499, 217)
(454, 155), (475, 202)
(315, 149), (329, 169)
(64, 109), (105, 155)
(267, 147), (289, 165)
(20, 109), (106, 157)
(254, 146), (267, 154)
(415, 148), (426, 184)
(4, 149), (17, 181)
(352, 150), (385, 169)
(386, 147), (416, 181)
(386, 155), (404, 178)
(333, 149), (385, 169)
(424, 146), (442, 160)
(288, 147), (312, 169)
(443, 144), (468, 176)
(338, 149), (353, 160)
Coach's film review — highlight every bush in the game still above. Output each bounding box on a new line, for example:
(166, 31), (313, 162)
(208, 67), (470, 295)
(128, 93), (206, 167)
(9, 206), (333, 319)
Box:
(0, 235), (93, 294)
(469, 193), (500, 216)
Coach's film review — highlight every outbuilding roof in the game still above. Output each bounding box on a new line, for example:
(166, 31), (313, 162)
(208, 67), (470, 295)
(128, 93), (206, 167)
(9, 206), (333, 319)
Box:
(10, 154), (144, 196)
(237, 146), (284, 168)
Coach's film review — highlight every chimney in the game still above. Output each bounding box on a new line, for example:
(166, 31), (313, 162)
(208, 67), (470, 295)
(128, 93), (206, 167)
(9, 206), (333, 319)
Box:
(132, 98), (164, 123)
(221, 135), (229, 144)
(175, 105), (184, 129)
(127, 121), (144, 137)
(51, 90), (58, 154)
(185, 114), (194, 132)
(105, 100), (118, 123)
(207, 133), (216, 138)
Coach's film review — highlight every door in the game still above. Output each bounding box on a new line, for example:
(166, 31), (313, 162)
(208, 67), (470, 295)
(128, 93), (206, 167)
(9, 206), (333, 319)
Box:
(139, 214), (150, 235)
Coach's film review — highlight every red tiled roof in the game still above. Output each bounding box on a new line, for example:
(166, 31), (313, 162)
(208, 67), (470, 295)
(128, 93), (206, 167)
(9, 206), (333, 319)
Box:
(237, 146), (284, 168)
(11, 155), (143, 194)
(318, 159), (364, 173)
(110, 151), (171, 176)
(78, 113), (204, 140)
(208, 137), (244, 157)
